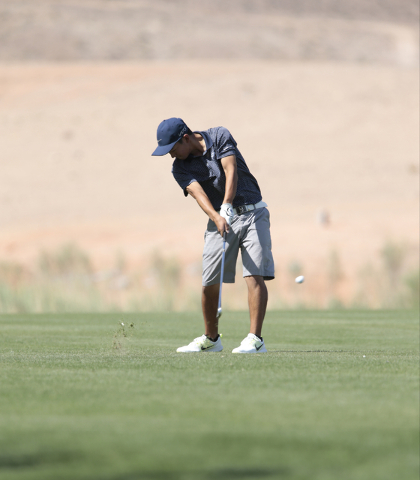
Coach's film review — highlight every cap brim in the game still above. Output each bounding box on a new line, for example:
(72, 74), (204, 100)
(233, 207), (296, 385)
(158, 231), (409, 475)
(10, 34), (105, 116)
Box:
(151, 140), (178, 156)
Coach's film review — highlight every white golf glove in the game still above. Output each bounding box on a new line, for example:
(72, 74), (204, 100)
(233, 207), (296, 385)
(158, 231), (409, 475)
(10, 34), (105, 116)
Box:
(220, 203), (234, 226)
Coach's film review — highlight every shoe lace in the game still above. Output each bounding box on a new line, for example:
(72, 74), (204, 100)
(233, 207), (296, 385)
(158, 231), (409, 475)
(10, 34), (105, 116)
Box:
(242, 336), (258, 346)
(192, 334), (222, 346)
(192, 335), (208, 345)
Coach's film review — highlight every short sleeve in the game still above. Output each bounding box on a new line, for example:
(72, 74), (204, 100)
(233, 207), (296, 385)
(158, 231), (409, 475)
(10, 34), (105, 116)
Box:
(215, 127), (237, 159)
(172, 161), (197, 197)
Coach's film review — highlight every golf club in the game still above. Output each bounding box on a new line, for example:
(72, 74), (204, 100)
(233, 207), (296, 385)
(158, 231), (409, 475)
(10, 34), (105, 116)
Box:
(216, 231), (227, 319)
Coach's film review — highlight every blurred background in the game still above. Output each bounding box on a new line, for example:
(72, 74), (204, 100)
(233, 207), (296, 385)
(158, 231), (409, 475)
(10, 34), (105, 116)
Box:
(0, 0), (418, 312)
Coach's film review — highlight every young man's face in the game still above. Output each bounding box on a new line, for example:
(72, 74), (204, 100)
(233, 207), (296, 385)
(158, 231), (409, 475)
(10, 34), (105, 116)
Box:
(169, 136), (191, 160)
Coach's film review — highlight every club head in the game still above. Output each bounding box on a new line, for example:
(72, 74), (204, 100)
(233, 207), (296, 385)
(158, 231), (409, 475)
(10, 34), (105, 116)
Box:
(216, 307), (222, 319)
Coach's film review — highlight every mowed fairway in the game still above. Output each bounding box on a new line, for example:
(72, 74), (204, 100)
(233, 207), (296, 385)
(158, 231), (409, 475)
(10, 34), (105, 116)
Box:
(0, 311), (418, 480)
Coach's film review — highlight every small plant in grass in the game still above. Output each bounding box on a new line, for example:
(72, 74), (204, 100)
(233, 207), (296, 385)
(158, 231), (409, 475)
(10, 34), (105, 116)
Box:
(112, 321), (135, 350)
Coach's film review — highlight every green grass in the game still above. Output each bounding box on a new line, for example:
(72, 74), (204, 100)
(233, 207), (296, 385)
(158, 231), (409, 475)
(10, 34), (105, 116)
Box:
(0, 310), (418, 480)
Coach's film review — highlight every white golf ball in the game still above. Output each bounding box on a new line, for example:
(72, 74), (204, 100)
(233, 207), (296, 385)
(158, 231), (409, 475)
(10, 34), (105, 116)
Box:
(295, 275), (305, 284)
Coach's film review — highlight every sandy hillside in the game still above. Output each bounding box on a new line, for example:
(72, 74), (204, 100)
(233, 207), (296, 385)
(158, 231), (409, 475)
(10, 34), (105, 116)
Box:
(0, 61), (418, 307)
(0, 0), (418, 65)
(0, 1), (418, 309)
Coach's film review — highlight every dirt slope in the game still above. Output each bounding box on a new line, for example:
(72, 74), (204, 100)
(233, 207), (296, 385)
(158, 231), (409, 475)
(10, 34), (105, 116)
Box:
(0, 0), (418, 65)
(0, 61), (418, 307)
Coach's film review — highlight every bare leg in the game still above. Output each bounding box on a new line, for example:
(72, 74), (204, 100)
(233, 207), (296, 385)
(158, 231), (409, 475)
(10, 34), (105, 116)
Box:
(202, 284), (220, 338)
(244, 275), (268, 337)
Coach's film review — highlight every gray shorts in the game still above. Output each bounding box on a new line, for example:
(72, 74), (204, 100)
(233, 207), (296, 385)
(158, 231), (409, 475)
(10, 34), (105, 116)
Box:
(202, 207), (275, 286)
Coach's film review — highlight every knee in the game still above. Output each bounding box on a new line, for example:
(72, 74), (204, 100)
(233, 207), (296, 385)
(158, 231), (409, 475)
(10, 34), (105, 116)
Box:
(245, 275), (265, 286)
(202, 284), (219, 297)
(245, 275), (267, 293)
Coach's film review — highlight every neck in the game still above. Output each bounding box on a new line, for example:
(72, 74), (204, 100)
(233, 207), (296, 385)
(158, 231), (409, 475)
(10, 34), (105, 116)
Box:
(190, 133), (206, 156)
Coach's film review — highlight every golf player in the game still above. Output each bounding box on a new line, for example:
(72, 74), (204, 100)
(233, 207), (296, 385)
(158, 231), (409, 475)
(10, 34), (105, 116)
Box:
(152, 118), (275, 353)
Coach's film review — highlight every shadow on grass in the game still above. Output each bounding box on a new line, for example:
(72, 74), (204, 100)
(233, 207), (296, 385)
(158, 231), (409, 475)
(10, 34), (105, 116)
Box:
(0, 454), (287, 479)
(0, 451), (81, 468)
(109, 468), (288, 480)
(268, 350), (347, 354)
(206, 468), (287, 478)
(106, 468), (290, 480)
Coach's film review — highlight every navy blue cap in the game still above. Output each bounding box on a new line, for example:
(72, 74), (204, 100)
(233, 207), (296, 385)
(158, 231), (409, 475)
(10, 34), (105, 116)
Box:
(152, 118), (189, 156)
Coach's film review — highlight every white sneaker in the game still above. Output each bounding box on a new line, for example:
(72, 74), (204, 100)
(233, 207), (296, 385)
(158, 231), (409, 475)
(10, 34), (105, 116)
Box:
(176, 334), (223, 353)
(232, 333), (267, 353)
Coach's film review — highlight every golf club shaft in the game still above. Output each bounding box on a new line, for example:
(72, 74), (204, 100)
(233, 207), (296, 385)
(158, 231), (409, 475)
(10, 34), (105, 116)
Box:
(217, 231), (227, 318)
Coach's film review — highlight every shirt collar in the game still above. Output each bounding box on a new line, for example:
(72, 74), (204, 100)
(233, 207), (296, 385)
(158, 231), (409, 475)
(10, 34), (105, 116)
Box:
(193, 130), (213, 156)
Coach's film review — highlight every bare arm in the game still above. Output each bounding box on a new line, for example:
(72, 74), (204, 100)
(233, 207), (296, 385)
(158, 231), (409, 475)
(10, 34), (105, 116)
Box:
(221, 155), (238, 204)
(186, 181), (228, 235)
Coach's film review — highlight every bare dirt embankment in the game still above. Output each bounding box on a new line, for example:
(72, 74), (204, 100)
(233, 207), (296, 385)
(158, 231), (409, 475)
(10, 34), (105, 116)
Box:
(0, 1), (418, 310)
(1, 61), (418, 308)
(0, 0), (418, 65)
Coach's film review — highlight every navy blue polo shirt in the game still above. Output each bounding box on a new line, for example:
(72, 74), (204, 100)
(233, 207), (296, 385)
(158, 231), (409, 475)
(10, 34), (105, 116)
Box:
(171, 127), (262, 211)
